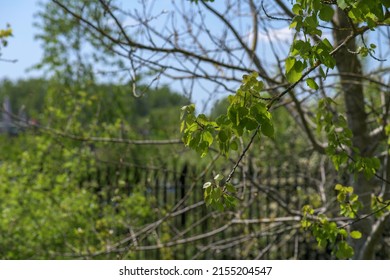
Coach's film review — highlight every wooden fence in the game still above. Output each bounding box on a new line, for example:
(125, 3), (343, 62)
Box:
(78, 155), (389, 260)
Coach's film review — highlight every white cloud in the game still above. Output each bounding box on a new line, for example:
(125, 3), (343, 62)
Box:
(245, 26), (295, 46)
(258, 26), (294, 43)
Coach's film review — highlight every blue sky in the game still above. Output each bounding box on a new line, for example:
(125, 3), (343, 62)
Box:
(1, 1), (387, 113)
(0, 1), (288, 78)
(0, 0), (47, 80)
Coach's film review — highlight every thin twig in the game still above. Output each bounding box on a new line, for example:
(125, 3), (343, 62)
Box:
(226, 124), (261, 183)
(339, 201), (390, 228)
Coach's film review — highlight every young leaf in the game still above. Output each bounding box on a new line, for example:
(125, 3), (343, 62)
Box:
(337, 0), (349, 10)
(339, 228), (348, 238)
(350, 231), (362, 239)
(319, 5), (334, 22)
(214, 174), (224, 182)
(225, 183), (236, 193)
(336, 241), (354, 259)
(285, 57), (303, 83)
(306, 78), (319, 90)
(292, 4), (302, 15)
(285, 56), (295, 73)
(261, 121), (274, 138)
(202, 130), (214, 146)
(230, 140), (238, 150)
(224, 195), (237, 208)
(218, 129), (229, 142)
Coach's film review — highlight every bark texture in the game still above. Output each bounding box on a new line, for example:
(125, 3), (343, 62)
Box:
(333, 9), (380, 259)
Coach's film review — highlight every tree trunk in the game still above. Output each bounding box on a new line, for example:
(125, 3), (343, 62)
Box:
(333, 9), (380, 259)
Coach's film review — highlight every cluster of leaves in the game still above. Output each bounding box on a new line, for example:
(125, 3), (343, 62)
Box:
(303, 97), (386, 258)
(293, 0), (390, 29)
(203, 174), (237, 211)
(181, 104), (218, 158)
(334, 184), (362, 218)
(0, 134), (155, 259)
(288, 0), (390, 86)
(0, 77), (189, 259)
(181, 72), (274, 209)
(301, 201), (362, 259)
(0, 24), (12, 57)
(180, 0), (390, 259)
(371, 195), (390, 218)
(316, 97), (380, 179)
(338, 0), (390, 57)
(281, 1), (389, 258)
(0, 24), (12, 47)
(292, 0), (335, 35)
(288, 0), (338, 85)
(337, 0), (390, 27)
(369, 124), (390, 218)
(181, 72), (273, 157)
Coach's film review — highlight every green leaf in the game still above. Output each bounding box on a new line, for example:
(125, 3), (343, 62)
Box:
(322, 38), (333, 50)
(225, 183), (236, 193)
(337, 0), (349, 10)
(302, 204), (314, 215)
(345, 186), (353, 194)
(285, 57), (304, 83)
(306, 78), (319, 90)
(292, 4), (302, 15)
(212, 187), (222, 200)
(224, 195), (237, 208)
(237, 107), (249, 118)
(318, 238), (328, 248)
(336, 241), (354, 259)
(230, 140), (238, 151)
(339, 228), (348, 238)
(205, 194), (213, 206)
(285, 56), (295, 73)
(180, 104), (195, 119)
(243, 117), (258, 131)
(214, 174), (224, 182)
(218, 129), (228, 142)
(227, 105), (239, 125)
(312, 0), (322, 11)
(202, 130), (214, 146)
(319, 5), (334, 22)
(188, 130), (201, 148)
(349, 193), (359, 203)
(301, 219), (312, 229)
(215, 201), (225, 211)
(261, 120), (274, 138)
(350, 231), (362, 239)
(250, 102), (267, 120)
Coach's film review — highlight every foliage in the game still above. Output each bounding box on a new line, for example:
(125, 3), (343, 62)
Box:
(0, 77), (188, 259)
(181, 0), (390, 259)
(203, 174), (237, 211)
(0, 25), (12, 47)
(0, 24), (12, 59)
(181, 72), (275, 210)
(181, 72), (273, 158)
(316, 97), (381, 178)
(1, 0), (389, 260)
